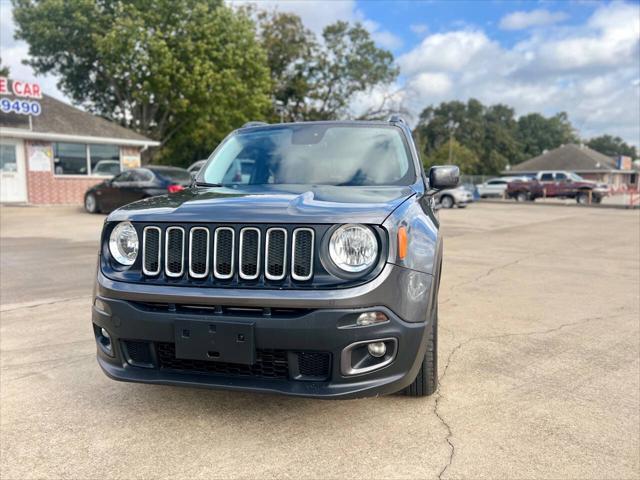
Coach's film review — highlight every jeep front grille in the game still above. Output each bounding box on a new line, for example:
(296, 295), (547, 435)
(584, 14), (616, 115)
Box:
(141, 225), (315, 283)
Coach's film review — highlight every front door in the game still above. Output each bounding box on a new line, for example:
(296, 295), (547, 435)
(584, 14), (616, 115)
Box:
(0, 139), (28, 203)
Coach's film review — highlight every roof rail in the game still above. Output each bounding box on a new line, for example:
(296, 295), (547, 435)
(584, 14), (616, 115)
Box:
(241, 121), (269, 128)
(387, 114), (407, 125)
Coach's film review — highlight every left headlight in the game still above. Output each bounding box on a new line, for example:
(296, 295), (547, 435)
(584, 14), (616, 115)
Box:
(109, 221), (139, 266)
(328, 224), (378, 273)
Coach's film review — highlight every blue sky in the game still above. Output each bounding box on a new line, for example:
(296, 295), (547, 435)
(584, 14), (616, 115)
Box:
(357, 1), (598, 52)
(1, 0), (639, 145)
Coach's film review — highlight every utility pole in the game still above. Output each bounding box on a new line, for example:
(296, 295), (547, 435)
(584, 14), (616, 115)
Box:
(447, 120), (459, 163)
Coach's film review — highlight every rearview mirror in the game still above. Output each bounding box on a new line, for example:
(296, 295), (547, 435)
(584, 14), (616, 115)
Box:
(428, 165), (460, 191)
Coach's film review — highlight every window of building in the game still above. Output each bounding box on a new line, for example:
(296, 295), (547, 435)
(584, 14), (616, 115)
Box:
(53, 143), (87, 175)
(90, 144), (121, 176)
(53, 142), (122, 176)
(0, 144), (17, 172)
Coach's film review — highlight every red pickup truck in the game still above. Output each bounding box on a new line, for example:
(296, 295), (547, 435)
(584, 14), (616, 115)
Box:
(506, 171), (610, 204)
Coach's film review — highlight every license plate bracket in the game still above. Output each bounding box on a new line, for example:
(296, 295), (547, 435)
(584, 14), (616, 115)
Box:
(174, 318), (255, 365)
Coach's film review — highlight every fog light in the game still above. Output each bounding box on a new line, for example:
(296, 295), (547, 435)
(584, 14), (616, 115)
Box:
(98, 327), (113, 355)
(356, 311), (389, 327)
(367, 341), (386, 358)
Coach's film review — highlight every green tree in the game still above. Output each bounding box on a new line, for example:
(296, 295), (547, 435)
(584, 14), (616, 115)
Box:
(256, 14), (398, 121)
(256, 11), (317, 122)
(587, 134), (637, 158)
(12, 0), (272, 166)
(0, 58), (9, 77)
(517, 112), (577, 158)
(309, 21), (398, 119)
(424, 139), (480, 174)
(414, 99), (518, 174)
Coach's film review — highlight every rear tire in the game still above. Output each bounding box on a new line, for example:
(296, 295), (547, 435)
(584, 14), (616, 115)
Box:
(84, 193), (99, 213)
(440, 195), (454, 209)
(403, 307), (438, 397)
(516, 191), (528, 202)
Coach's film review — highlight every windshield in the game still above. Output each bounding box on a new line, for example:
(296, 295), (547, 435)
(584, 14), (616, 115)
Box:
(199, 124), (414, 187)
(568, 172), (584, 181)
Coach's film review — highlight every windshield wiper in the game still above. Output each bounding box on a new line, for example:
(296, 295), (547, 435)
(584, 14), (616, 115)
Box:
(194, 181), (224, 188)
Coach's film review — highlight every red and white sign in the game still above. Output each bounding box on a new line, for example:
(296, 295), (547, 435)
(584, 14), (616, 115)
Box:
(0, 77), (42, 99)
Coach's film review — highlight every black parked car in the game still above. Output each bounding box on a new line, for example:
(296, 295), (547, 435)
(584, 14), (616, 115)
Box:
(92, 119), (459, 398)
(84, 166), (192, 213)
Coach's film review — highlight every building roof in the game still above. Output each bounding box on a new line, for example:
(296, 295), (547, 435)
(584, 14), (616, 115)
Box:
(509, 144), (617, 173)
(0, 94), (158, 146)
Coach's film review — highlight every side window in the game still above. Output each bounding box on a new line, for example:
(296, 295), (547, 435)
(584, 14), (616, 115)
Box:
(555, 173), (567, 181)
(540, 173), (554, 182)
(490, 180), (506, 185)
(137, 170), (154, 182)
(113, 171), (134, 183)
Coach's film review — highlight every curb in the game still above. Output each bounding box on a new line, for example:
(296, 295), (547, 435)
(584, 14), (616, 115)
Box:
(478, 199), (640, 210)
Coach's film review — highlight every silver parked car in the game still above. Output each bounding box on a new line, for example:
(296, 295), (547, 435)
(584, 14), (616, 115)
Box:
(435, 184), (473, 208)
(187, 159), (207, 177)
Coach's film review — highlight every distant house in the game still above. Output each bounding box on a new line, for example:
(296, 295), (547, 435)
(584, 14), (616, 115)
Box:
(505, 144), (638, 188)
(0, 78), (159, 204)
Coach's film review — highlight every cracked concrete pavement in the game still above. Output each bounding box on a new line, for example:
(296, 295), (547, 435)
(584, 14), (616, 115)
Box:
(1, 203), (638, 479)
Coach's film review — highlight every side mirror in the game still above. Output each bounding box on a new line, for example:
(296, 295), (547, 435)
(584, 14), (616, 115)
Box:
(428, 165), (460, 192)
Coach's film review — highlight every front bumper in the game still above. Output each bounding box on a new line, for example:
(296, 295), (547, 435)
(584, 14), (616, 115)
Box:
(93, 264), (435, 399)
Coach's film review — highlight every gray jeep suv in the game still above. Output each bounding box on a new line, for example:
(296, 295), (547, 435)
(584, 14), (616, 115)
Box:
(92, 118), (458, 398)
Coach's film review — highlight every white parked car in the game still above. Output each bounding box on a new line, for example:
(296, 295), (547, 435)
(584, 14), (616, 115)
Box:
(434, 185), (473, 208)
(476, 176), (529, 198)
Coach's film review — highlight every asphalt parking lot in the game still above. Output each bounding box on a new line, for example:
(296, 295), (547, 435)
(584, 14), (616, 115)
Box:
(1, 203), (638, 479)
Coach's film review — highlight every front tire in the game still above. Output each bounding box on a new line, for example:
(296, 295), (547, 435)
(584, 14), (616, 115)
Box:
(440, 195), (454, 209)
(576, 192), (589, 204)
(403, 308), (438, 397)
(516, 191), (528, 202)
(84, 193), (99, 213)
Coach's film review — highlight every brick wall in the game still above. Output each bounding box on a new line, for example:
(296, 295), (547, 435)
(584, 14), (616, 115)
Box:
(25, 140), (141, 205)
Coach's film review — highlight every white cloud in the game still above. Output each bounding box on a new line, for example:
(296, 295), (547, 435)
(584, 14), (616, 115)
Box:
(0, 2), (66, 101)
(500, 9), (568, 30)
(407, 73), (452, 97)
(232, 0), (401, 49)
(393, 1), (640, 146)
(410, 24), (428, 35)
(370, 28), (403, 50)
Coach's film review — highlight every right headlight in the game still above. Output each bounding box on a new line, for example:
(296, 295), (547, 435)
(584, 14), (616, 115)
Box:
(328, 224), (378, 273)
(109, 221), (139, 266)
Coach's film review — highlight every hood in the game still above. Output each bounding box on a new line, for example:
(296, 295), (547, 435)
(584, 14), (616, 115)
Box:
(107, 184), (416, 225)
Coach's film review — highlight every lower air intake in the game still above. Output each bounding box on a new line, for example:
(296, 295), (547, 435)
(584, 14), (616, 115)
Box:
(156, 343), (289, 379)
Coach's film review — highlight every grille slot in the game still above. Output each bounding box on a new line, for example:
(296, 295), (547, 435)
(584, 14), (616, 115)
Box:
(142, 227), (161, 276)
(292, 228), (314, 281)
(165, 227), (185, 277)
(189, 227), (210, 278)
(265, 228), (287, 281)
(156, 343), (289, 379)
(239, 227), (260, 280)
(297, 352), (331, 379)
(213, 227), (235, 279)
